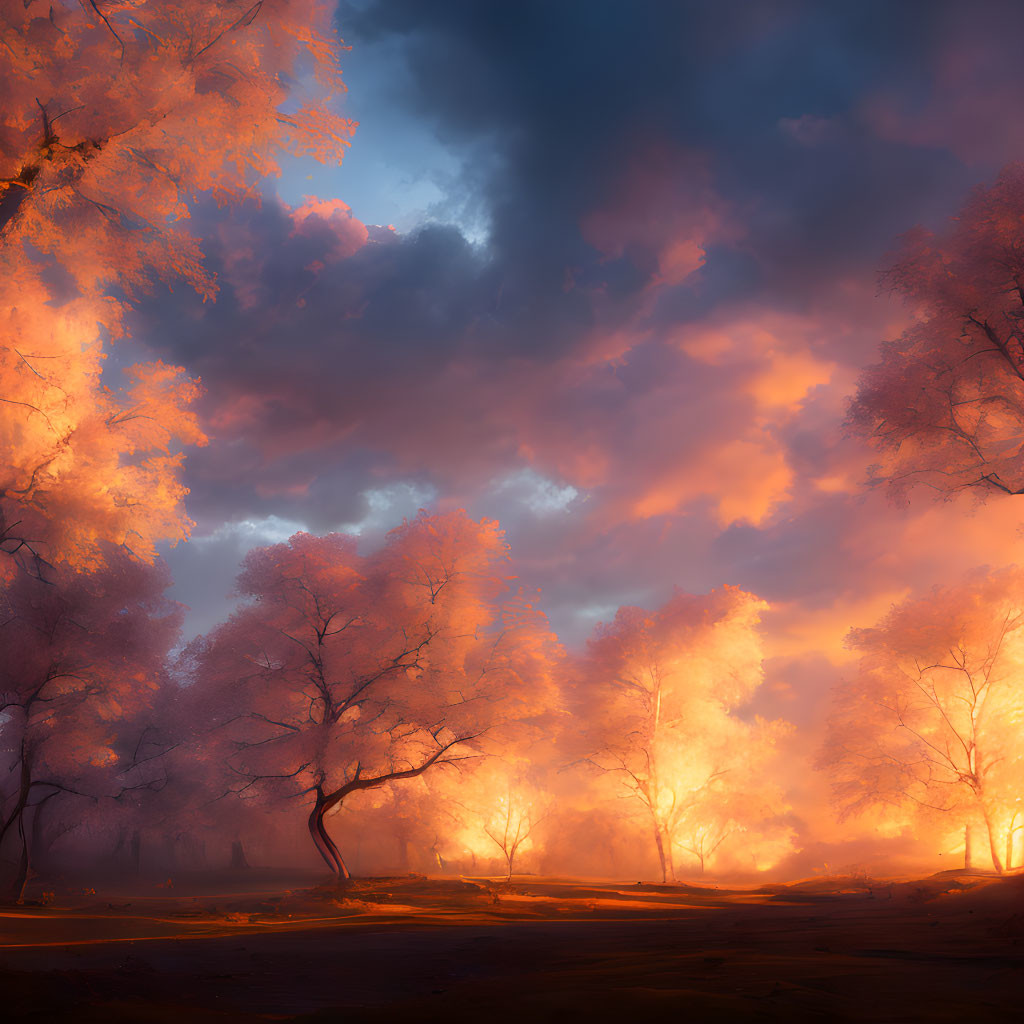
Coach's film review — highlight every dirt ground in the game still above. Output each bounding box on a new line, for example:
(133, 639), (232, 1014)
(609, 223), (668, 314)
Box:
(2, 869), (1022, 1022)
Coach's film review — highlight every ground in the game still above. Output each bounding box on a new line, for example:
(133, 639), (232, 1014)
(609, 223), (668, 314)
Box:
(1, 870), (1022, 1021)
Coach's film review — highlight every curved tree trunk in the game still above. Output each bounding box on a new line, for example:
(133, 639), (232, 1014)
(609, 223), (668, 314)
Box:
(304, 739), (472, 880)
(308, 796), (350, 879)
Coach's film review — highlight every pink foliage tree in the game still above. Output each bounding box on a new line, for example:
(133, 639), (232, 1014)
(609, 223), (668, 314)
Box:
(0, 550), (181, 899)
(852, 164), (1024, 501)
(184, 510), (562, 879)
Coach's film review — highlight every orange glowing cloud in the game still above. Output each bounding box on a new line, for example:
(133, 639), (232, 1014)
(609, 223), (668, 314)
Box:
(765, 590), (911, 664)
(746, 350), (835, 411)
(631, 436), (793, 526)
(290, 196), (369, 263)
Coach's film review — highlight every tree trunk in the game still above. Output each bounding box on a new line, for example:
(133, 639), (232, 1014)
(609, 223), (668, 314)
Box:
(308, 796), (350, 879)
(651, 823), (675, 880)
(229, 840), (250, 870)
(29, 793), (58, 875)
(10, 825), (29, 903)
(432, 841), (446, 873)
(964, 823), (973, 869)
(980, 805), (1005, 874)
(1, 753), (33, 901)
(303, 744), (472, 880)
(1006, 818), (1022, 872)
(396, 832), (411, 872)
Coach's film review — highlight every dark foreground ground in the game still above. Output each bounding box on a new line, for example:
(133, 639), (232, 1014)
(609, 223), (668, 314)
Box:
(2, 870), (1022, 1022)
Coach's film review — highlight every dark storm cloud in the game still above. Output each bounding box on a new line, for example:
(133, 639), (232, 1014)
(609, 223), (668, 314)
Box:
(338, 0), (996, 304)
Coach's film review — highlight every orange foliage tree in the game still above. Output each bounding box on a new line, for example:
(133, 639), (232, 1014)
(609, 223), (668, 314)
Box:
(821, 568), (1024, 873)
(0, 0), (354, 569)
(459, 766), (551, 880)
(577, 587), (792, 882)
(851, 164), (1024, 502)
(183, 511), (562, 879)
(424, 745), (560, 879)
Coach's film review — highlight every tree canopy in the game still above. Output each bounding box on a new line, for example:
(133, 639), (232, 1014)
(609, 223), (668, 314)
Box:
(0, 0), (354, 570)
(821, 567), (1024, 873)
(851, 165), (1024, 502)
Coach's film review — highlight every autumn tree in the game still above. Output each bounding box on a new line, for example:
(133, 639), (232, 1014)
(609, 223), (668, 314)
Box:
(576, 587), (791, 883)
(0, 549), (182, 899)
(672, 774), (793, 875)
(420, 750), (557, 879)
(183, 510), (561, 880)
(473, 770), (550, 880)
(821, 567), (1024, 873)
(851, 164), (1024, 502)
(0, 0), (354, 569)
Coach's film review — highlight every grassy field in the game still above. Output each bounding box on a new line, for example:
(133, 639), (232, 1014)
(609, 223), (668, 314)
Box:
(2, 870), (1022, 1021)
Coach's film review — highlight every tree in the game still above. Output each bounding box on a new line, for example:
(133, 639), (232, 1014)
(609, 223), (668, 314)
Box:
(184, 510), (561, 879)
(820, 567), (1024, 873)
(851, 164), (1024, 502)
(0, 0), (355, 569)
(0, 549), (182, 899)
(0, 342), (207, 576)
(428, 756), (553, 880)
(672, 774), (792, 876)
(1, 1), (352, 269)
(577, 587), (790, 882)
(478, 775), (549, 880)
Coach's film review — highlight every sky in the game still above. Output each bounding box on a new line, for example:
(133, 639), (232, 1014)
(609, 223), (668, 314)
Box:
(132, 0), (1024, 743)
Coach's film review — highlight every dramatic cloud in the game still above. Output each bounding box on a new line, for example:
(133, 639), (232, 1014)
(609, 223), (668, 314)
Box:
(130, 0), (1024, 686)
